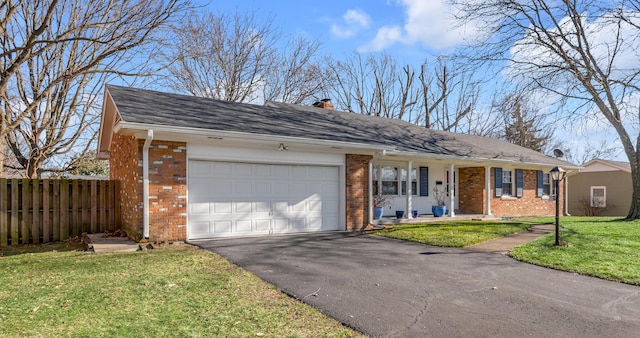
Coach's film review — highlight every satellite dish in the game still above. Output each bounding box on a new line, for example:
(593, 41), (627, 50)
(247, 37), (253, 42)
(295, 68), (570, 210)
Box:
(553, 149), (564, 158)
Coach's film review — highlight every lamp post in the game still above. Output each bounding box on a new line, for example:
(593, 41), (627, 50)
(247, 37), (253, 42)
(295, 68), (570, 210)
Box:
(550, 167), (566, 246)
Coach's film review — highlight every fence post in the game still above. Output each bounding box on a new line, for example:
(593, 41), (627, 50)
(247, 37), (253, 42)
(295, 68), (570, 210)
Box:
(60, 180), (69, 240)
(11, 179), (19, 244)
(0, 179), (7, 246)
(32, 179), (40, 244)
(52, 180), (60, 241)
(72, 180), (79, 236)
(42, 179), (50, 243)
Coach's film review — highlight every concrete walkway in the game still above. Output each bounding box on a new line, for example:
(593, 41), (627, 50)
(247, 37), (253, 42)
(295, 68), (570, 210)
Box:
(465, 223), (555, 254)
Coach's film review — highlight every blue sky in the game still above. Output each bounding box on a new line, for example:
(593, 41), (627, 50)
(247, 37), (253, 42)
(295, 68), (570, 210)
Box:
(204, 0), (627, 162)
(206, 0), (465, 62)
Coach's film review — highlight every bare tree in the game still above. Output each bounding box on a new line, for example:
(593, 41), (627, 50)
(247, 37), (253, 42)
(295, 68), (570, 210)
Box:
(498, 93), (554, 152)
(321, 52), (421, 119)
(261, 36), (325, 104)
(454, 0), (640, 218)
(1, 0), (189, 177)
(158, 10), (322, 104)
(417, 57), (480, 132)
(321, 52), (482, 132)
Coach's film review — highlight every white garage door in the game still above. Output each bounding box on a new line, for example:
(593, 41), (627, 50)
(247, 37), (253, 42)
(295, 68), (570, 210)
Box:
(188, 160), (341, 239)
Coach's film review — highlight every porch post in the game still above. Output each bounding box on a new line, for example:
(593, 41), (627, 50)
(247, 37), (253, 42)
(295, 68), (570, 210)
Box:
(485, 165), (492, 215)
(406, 161), (413, 218)
(449, 164), (455, 217)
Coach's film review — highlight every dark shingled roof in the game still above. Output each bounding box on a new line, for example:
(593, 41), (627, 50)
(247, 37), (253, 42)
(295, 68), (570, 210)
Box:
(106, 85), (575, 167)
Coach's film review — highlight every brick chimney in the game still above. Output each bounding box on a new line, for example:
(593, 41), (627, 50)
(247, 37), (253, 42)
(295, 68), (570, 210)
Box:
(312, 98), (334, 110)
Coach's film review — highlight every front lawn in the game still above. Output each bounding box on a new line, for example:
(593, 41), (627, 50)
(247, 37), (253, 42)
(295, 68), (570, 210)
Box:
(510, 217), (640, 285)
(373, 221), (531, 247)
(0, 243), (359, 337)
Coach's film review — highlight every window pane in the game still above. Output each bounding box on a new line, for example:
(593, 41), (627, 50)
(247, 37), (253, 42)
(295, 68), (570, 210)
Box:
(591, 186), (606, 207)
(381, 167), (397, 180)
(382, 181), (398, 195)
(502, 170), (512, 195)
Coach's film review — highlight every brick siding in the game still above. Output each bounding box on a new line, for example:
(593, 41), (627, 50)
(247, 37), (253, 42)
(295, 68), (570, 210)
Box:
(110, 135), (187, 242)
(458, 167), (563, 217)
(346, 154), (372, 230)
(109, 133), (143, 238)
(147, 142), (187, 242)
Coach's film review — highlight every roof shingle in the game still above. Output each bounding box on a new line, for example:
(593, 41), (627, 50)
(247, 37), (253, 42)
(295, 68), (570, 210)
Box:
(106, 85), (576, 167)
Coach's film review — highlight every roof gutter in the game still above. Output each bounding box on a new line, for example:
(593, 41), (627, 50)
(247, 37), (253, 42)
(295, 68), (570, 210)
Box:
(115, 121), (394, 153)
(143, 129), (153, 239)
(383, 149), (582, 170)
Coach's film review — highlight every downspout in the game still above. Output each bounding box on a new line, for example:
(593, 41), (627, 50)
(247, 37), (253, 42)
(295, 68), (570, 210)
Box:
(368, 150), (386, 227)
(143, 129), (154, 238)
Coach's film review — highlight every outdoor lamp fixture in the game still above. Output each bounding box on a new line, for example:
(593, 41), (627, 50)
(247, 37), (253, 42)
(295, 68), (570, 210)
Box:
(278, 143), (289, 151)
(550, 166), (566, 246)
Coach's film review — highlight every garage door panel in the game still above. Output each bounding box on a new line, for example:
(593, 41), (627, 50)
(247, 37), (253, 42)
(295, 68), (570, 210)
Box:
(234, 163), (252, 176)
(236, 220), (252, 233)
(189, 161), (211, 176)
(211, 162), (233, 176)
(255, 219), (271, 231)
(255, 182), (272, 194)
(308, 217), (322, 230)
(188, 160), (341, 239)
(213, 221), (232, 234)
(274, 219), (288, 231)
(273, 165), (289, 177)
(291, 200), (306, 212)
(274, 182), (289, 194)
(190, 221), (211, 237)
(235, 202), (252, 213)
(290, 218), (305, 231)
(213, 202), (232, 214)
(189, 202), (211, 215)
(235, 181), (253, 195)
(254, 201), (271, 213)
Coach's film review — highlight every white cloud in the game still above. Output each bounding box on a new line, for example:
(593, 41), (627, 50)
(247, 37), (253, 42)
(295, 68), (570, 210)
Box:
(361, 25), (403, 51)
(344, 9), (370, 28)
(361, 0), (482, 52)
(331, 9), (371, 39)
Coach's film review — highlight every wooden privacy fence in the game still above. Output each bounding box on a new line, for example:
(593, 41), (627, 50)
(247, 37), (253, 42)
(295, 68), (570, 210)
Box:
(0, 179), (120, 246)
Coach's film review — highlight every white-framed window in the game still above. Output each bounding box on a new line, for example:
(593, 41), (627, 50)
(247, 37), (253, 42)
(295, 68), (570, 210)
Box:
(542, 172), (551, 195)
(381, 166), (399, 195)
(502, 170), (513, 196)
(590, 186), (606, 207)
(401, 168), (417, 195)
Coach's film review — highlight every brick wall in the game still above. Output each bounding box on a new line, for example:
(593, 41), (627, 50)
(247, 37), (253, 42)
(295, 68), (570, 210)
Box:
(458, 167), (563, 217)
(109, 134), (143, 238)
(458, 167), (486, 214)
(147, 142), (187, 242)
(346, 154), (372, 231)
(109, 134), (187, 242)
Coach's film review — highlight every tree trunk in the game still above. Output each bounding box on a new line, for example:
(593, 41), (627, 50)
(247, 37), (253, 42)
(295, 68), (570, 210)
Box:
(626, 151), (640, 219)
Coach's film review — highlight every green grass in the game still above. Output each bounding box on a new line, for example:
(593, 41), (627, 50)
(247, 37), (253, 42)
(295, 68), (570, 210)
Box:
(373, 221), (531, 247)
(510, 217), (640, 285)
(0, 243), (360, 337)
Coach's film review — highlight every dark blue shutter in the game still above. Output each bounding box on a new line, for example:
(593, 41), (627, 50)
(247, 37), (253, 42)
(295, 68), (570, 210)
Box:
(516, 169), (524, 197)
(494, 168), (503, 197)
(536, 170), (544, 197)
(419, 167), (429, 196)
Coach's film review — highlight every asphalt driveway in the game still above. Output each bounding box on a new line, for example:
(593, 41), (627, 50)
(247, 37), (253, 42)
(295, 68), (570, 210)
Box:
(192, 232), (640, 337)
